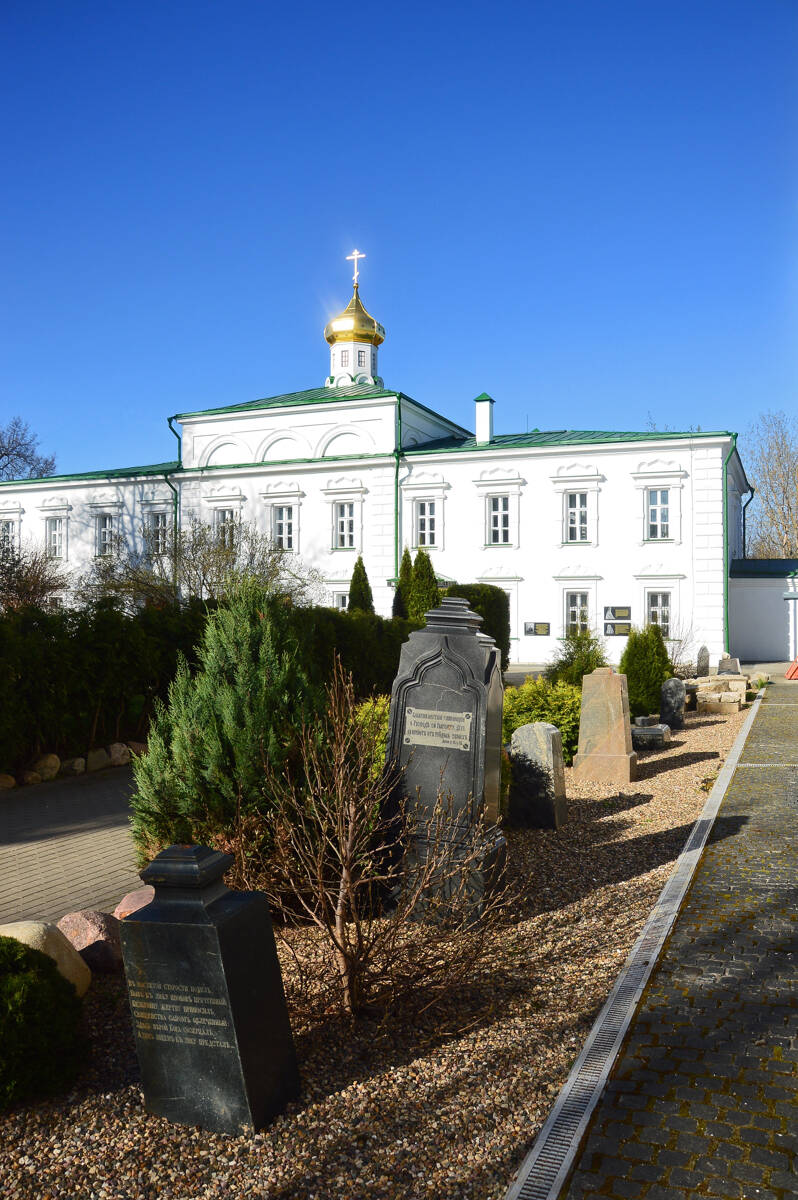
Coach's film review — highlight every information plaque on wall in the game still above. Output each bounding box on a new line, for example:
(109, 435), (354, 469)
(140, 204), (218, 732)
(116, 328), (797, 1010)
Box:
(524, 622), (551, 636)
(604, 606), (631, 621)
(604, 622), (632, 636)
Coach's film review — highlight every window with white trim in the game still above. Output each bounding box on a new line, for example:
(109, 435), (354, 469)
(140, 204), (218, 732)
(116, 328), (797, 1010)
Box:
(45, 517), (64, 559)
(335, 502), (355, 549)
(148, 512), (168, 556)
(646, 590), (671, 637)
(565, 591), (589, 636)
(415, 499), (437, 547)
(566, 492), (588, 542)
(487, 495), (510, 545)
(341, 349), (349, 368)
(0, 520), (15, 551)
(334, 592), (348, 610)
(357, 349), (366, 368)
(647, 489), (670, 539)
(96, 514), (114, 557)
(273, 504), (294, 551)
(214, 508), (236, 548)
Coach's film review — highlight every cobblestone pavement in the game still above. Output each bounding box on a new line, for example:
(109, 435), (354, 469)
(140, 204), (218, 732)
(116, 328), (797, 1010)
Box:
(561, 680), (798, 1199)
(0, 767), (140, 923)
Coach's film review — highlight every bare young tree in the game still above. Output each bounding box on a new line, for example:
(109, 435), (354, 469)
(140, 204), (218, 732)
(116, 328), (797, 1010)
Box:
(0, 417), (55, 480)
(742, 411), (798, 558)
(224, 661), (511, 1022)
(77, 514), (323, 609)
(0, 541), (69, 611)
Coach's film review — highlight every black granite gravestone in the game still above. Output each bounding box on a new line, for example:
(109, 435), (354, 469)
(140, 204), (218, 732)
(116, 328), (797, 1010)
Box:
(660, 676), (686, 730)
(119, 845), (299, 1135)
(385, 597), (506, 915)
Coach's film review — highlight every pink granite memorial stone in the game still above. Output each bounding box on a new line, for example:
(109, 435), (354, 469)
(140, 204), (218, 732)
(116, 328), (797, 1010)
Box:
(572, 667), (637, 784)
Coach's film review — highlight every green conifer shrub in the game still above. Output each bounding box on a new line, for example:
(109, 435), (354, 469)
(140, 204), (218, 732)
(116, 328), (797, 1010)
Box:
(408, 549), (440, 623)
(348, 556), (374, 613)
(0, 936), (85, 1111)
(543, 628), (608, 687)
(619, 624), (673, 718)
(130, 582), (323, 862)
(391, 547), (413, 618)
(445, 583), (511, 671)
(502, 677), (582, 765)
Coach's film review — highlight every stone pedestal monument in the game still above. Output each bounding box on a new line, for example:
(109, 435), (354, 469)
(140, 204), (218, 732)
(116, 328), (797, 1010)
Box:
(573, 668), (637, 783)
(119, 845), (299, 1135)
(385, 597), (506, 915)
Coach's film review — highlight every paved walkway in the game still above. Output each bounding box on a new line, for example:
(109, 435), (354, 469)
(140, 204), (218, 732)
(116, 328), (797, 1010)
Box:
(560, 678), (798, 1199)
(0, 767), (140, 924)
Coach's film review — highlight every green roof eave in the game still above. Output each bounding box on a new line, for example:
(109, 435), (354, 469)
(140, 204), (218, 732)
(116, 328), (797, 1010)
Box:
(173, 383), (400, 421)
(0, 461), (181, 487)
(403, 428), (735, 455)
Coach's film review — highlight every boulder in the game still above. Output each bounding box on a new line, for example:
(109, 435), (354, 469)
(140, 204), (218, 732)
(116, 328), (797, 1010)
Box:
(108, 742), (131, 767)
(86, 747), (111, 772)
(0, 921), (91, 996)
(696, 645), (710, 676)
(126, 740), (147, 757)
(59, 757), (86, 777)
(32, 753), (60, 781)
(18, 770), (42, 786)
(113, 886), (155, 920)
(718, 656), (742, 676)
(0, 773), (15, 790)
(660, 677), (686, 730)
(507, 722), (567, 829)
(57, 909), (122, 973)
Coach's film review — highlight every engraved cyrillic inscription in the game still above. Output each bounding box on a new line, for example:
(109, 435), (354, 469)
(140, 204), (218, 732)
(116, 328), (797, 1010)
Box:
(128, 980), (234, 1049)
(404, 706), (472, 751)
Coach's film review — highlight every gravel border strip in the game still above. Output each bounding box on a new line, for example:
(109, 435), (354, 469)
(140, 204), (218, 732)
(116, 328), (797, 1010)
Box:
(503, 690), (765, 1200)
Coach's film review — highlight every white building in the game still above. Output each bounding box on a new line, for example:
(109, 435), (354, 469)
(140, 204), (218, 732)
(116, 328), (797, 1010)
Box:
(0, 259), (753, 665)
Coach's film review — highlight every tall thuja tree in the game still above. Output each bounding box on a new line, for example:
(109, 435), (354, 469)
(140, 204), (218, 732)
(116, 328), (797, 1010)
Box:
(348, 556), (374, 614)
(392, 547), (412, 618)
(619, 623), (672, 718)
(408, 549), (440, 623)
(130, 582), (322, 861)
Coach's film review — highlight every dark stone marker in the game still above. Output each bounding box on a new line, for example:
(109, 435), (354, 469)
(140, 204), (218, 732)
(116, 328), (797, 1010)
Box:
(631, 722), (672, 751)
(386, 597), (506, 914)
(660, 676), (686, 730)
(119, 845), (299, 1135)
(717, 655), (742, 676)
(507, 722), (567, 829)
(696, 645), (710, 677)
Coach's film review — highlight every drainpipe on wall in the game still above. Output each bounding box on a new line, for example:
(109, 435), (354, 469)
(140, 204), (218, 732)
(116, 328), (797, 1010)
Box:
(741, 487), (755, 559)
(393, 395), (403, 584)
(167, 416), (182, 600)
(722, 433), (738, 654)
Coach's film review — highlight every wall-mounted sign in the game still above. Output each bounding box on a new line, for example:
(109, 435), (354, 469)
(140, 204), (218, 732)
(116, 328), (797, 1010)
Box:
(604, 606), (631, 621)
(604, 622), (632, 636)
(524, 622), (551, 636)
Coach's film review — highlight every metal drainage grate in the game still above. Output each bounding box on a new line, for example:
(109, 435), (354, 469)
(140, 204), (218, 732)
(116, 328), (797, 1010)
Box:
(504, 692), (765, 1200)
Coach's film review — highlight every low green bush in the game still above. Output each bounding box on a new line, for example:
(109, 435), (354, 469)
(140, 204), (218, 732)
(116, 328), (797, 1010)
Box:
(502, 677), (582, 765)
(0, 936), (84, 1111)
(354, 693), (391, 781)
(619, 624), (672, 718)
(445, 584), (511, 672)
(543, 628), (608, 686)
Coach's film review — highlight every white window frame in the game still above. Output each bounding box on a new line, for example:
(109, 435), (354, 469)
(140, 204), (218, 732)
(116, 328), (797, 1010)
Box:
(0, 515), (19, 552)
(322, 482), (366, 553)
(272, 504), (294, 551)
(45, 516), (64, 559)
(487, 494), (510, 545)
(414, 498), (438, 548)
(553, 571), (602, 639)
(147, 511), (169, 557)
(334, 501), (356, 549)
(333, 591), (349, 610)
(260, 484), (303, 555)
(646, 589), (671, 638)
(565, 491), (589, 543)
(647, 488), (670, 540)
(357, 348), (366, 368)
(474, 473), (524, 550)
(565, 590), (590, 636)
(341, 348), (349, 368)
(551, 470), (602, 546)
(213, 507), (236, 548)
(632, 468), (686, 545)
(95, 513), (115, 557)
(634, 573), (684, 645)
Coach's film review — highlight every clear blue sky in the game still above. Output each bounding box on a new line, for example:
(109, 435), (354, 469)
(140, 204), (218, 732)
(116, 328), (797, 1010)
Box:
(2, 0), (796, 475)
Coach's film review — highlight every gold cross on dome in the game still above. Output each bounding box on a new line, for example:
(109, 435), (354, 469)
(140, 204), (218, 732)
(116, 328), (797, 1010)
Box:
(346, 248), (365, 285)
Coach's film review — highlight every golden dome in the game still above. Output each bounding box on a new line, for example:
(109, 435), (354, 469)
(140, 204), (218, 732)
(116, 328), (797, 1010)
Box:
(324, 286), (385, 347)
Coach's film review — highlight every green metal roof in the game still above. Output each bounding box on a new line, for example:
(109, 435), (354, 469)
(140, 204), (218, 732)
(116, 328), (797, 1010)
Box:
(730, 558), (798, 578)
(0, 461), (180, 487)
(406, 428), (732, 454)
(174, 383), (400, 420)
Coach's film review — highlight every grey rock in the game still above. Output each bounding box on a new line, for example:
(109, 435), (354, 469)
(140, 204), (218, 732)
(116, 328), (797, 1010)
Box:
(660, 677), (686, 730)
(32, 753), (60, 781)
(718, 656), (742, 675)
(631, 723), (672, 751)
(57, 909), (122, 973)
(634, 716), (657, 727)
(696, 645), (709, 677)
(86, 747), (111, 772)
(108, 742), (131, 766)
(507, 722), (567, 829)
(59, 757), (86, 777)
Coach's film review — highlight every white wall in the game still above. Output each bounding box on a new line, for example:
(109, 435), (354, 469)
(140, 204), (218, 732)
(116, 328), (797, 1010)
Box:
(729, 577), (798, 662)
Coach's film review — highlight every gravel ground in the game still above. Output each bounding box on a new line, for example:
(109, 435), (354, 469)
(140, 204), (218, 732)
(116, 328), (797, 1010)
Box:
(1, 706), (748, 1200)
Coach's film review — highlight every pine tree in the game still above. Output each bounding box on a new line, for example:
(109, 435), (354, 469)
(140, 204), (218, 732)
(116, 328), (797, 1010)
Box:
(392, 546), (413, 618)
(129, 581), (322, 859)
(619, 623), (672, 717)
(408, 549), (440, 623)
(348, 555), (374, 614)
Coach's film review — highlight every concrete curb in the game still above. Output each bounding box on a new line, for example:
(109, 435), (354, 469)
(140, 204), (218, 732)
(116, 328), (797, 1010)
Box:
(503, 692), (765, 1200)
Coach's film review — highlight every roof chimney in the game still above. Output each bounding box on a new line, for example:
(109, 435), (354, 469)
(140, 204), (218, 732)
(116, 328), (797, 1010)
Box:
(474, 393), (494, 445)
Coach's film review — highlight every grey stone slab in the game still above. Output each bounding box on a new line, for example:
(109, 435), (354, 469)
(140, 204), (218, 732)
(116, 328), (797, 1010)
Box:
(631, 723), (672, 751)
(507, 721), (567, 829)
(697, 645), (710, 676)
